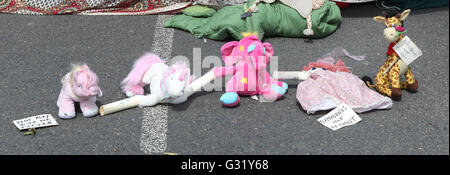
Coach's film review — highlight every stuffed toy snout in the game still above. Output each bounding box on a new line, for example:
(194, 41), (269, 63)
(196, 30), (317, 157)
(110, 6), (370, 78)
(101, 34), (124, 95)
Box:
(383, 27), (399, 43)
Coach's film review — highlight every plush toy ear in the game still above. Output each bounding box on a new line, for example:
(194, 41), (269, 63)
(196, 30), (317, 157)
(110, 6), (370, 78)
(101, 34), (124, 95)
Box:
(221, 41), (239, 58)
(399, 9), (410, 21)
(262, 42), (273, 57)
(81, 64), (90, 71)
(221, 41), (239, 66)
(373, 16), (386, 23)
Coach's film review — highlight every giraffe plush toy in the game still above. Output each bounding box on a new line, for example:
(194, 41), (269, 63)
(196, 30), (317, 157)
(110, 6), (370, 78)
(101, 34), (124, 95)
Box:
(365, 9), (418, 101)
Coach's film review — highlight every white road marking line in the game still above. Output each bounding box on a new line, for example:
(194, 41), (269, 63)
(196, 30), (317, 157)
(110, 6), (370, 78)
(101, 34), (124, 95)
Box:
(140, 15), (174, 154)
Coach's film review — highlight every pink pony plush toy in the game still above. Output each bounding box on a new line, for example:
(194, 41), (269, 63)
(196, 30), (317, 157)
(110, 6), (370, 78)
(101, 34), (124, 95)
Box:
(212, 35), (288, 107)
(57, 64), (103, 119)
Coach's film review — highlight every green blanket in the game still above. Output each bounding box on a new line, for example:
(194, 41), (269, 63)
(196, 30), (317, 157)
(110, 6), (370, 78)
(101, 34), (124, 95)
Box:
(164, 0), (342, 40)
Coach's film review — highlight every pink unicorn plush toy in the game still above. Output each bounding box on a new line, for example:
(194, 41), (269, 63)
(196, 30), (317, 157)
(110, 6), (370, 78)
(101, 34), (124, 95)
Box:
(57, 64), (103, 119)
(212, 35), (288, 107)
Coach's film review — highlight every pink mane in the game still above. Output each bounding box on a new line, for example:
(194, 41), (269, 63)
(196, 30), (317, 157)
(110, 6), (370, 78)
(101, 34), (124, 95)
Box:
(121, 53), (164, 95)
(302, 57), (350, 73)
(72, 64), (102, 96)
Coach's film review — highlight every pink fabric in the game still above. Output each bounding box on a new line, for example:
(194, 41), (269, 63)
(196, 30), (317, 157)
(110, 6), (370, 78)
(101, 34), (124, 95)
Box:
(302, 58), (350, 73)
(296, 70), (392, 114)
(215, 35), (285, 100)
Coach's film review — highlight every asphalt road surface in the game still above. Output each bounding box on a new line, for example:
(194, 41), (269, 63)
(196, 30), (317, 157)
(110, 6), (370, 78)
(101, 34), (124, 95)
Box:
(0, 3), (448, 155)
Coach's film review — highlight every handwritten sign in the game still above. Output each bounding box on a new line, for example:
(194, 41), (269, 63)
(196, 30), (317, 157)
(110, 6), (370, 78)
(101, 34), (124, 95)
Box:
(317, 104), (361, 131)
(13, 114), (58, 130)
(393, 35), (422, 65)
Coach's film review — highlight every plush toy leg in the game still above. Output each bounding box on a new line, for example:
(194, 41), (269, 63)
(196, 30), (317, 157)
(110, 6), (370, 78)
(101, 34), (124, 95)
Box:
(80, 97), (99, 117)
(138, 94), (161, 107)
(260, 81), (287, 101)
(57, 97), (76, 119)
(375, 73), (392, 97)
(406, 80), (418, 93)
(303, 15), (314, 36)
(220, 92), (240, 107)
(404, 68), (418, 92)
(124, 83), (145, 97)
(388, 64), (402, 101)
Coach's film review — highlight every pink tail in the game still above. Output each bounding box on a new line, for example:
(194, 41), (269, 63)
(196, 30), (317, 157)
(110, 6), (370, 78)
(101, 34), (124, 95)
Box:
(121, 53), (164, 95)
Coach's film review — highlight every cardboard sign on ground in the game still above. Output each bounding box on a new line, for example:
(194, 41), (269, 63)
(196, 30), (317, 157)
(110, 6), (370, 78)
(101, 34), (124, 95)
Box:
(317, 104), (362, 131)
(13, 114), (58, 130)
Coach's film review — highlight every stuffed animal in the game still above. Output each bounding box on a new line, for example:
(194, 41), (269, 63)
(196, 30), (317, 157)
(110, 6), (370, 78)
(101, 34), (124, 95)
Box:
(212, 34), (288, 107)
(121, 53), (194, 107)
(364, 9), (418, 101)
(57, 64), (103, 119)
(165, 0), (341, 41)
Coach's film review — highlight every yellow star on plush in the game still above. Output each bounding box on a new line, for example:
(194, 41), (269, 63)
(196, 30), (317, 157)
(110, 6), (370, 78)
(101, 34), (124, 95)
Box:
(240, 77), (248, 84)
(239, 46), (245, 52)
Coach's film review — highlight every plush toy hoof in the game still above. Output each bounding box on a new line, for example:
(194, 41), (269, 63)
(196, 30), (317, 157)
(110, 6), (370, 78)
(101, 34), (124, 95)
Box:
(138, 95), (158, 107)
(58, 111), (76, 119)
(125, 91), (135, 97)
(82, 108), (98, 118)
(272, 84), (287, 95)
(406, 80), (418, 93)
(220, 92), (240, 107)
(391, 88), (402, 101)
(303, 29), (314, 36)
(281, 82), (288, 91)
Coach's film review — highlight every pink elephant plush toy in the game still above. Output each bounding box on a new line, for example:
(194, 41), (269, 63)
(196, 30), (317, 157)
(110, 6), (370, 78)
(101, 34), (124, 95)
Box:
(57, 64), (103, 119)
(212, 35), (288, 107)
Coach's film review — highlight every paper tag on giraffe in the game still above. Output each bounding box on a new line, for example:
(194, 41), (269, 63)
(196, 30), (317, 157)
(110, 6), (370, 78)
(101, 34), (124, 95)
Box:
(317, 104), (361, 131)
(393, 36), (422, 65)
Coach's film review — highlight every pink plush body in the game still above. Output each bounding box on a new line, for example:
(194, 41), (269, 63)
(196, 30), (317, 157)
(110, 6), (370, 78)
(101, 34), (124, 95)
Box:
(57, 64), (103, 119)
(214, 35), (287, 105)
(213, 61), (284, 96)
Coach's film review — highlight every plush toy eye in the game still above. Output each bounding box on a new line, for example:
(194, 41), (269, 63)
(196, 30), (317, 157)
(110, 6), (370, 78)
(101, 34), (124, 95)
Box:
(312, 67), (317, 70)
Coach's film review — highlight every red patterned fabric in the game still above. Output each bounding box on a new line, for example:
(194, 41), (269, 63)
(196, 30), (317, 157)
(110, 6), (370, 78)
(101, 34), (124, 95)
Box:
(0, 0), (193, 15)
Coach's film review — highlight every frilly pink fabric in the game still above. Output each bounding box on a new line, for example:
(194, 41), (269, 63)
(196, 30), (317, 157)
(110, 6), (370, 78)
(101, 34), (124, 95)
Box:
(296, 70), (392, 114)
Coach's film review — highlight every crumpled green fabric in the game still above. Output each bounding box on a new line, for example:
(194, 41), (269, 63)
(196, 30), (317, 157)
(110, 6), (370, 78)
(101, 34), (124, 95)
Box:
(181, 5), (217, 17)
(164, 0), (342, 40)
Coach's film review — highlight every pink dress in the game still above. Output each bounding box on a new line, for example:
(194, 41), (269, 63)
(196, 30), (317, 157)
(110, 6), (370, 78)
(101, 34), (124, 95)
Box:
(296, 69), (392, 114)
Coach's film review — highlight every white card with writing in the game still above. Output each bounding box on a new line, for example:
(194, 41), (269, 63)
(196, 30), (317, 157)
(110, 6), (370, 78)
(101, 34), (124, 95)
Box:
(13, 114), (59, 130)
(317, 104), (362, 131)
(393, 35), (422, 65)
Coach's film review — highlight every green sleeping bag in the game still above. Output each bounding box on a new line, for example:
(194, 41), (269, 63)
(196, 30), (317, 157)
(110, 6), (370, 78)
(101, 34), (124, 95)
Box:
(164, 0), (342, 40)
